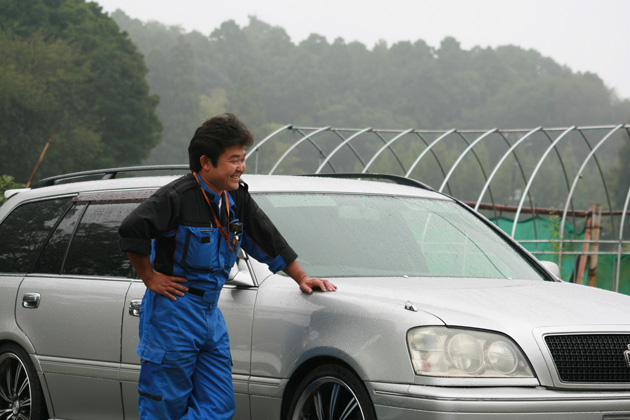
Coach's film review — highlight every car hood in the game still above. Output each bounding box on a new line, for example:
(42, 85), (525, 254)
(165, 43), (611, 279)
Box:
(334, 276), (630, 331)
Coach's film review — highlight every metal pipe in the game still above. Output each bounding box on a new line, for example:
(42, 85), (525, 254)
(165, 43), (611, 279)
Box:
(371, 131), (407, 174)
(326, 129), (369, 173)
(575, 128), (618, 239)
(404, 129), (456, 178)
(245, 125), (292, 173)
(363, 129), (414, 173)
(558, 125), (622, 269)
(404, 129), (457, 195)
(511, 126), (575, 238)
(438, 128), (497, 192)
(539, 128), (576, 242)
(269, 126), (330, 175)
(466, 201), (629, 216)
(617, 185), (630, 292)
(315, 128), (372, 174)
(474, 128), (541, 211)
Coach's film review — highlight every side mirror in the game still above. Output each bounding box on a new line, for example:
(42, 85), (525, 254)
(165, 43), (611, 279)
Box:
(539, 260), (561, 280)
(227, 249), (255, 288)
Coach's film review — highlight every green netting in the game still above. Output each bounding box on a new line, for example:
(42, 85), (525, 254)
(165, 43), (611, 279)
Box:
(579, 255), (630, 295)
(490, 216), (630, 295)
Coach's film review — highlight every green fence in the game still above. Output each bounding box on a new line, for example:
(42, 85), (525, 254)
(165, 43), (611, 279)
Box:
(491, 216), (630, 295)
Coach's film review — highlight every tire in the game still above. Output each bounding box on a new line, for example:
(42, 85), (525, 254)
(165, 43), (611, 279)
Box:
(0, 343), (49, 420)
(287, 364), (377, 420)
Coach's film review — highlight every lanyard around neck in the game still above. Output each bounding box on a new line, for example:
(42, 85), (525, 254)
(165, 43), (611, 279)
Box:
(193, 172), (234, 250)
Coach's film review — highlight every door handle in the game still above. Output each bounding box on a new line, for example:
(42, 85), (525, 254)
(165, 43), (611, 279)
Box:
(22, 293), (41, 309)
(129, 299), (142, 317)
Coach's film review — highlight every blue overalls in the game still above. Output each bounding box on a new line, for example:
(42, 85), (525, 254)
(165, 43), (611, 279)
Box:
(136, 178), (241, 419)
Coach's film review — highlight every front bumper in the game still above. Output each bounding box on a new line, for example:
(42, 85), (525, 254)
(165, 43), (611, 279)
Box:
(369, 382), (630, 419)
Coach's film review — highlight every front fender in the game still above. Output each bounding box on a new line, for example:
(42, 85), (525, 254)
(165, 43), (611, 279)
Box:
(250, 275), (444, 384)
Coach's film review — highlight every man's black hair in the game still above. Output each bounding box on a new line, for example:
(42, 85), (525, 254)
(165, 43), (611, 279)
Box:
(188, 113), (254, 171)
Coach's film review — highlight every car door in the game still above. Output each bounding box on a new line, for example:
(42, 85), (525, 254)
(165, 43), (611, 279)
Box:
(120, 253), (258, 420)
(120, 279), (145, 420)
(219, 254), (258, 420)
(16, 196), (141, 419)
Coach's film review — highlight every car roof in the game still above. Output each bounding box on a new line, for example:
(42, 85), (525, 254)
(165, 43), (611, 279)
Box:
(2, 173), (449, 211)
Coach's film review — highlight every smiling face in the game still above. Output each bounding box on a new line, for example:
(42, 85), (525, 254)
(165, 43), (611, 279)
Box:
(198, 145), (247, 194)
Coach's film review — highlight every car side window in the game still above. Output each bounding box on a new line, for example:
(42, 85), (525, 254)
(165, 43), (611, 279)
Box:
(63, 202), (139, 278)
(32, 203), (85, 274)
(0, 197), (72, 274)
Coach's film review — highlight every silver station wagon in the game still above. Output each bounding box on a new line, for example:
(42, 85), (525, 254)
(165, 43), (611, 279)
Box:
(1, 168), (630, 420)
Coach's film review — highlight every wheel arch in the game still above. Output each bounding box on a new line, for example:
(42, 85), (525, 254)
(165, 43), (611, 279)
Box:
(280, 355), (374, 419)
(0, 331), (37, 355)
(0, 332), (41, 375)
(0, 340), (52, 419)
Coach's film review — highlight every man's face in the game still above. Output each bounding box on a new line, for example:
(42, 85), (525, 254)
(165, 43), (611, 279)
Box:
(199, 145), (247, 194)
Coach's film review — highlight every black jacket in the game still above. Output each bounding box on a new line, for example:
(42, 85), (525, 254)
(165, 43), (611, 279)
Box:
(119, 173), (297, 286)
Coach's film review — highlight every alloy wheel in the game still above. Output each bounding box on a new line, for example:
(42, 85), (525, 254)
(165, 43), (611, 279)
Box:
(0, 352), (32, 420)
(292, 376), (365, 420)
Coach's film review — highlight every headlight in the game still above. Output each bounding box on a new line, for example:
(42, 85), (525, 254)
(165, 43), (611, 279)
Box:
(407, 327), (534, 378)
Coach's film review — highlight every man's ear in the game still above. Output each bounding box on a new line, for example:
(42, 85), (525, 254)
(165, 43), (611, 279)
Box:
(199, 155), (215, 171)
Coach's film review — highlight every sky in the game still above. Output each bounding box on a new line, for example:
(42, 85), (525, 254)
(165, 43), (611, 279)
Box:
(94, 0), (630, 100)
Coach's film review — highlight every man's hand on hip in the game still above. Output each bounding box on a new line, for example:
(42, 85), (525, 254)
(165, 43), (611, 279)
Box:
(127, 252), (188, 301)
(144, 271), (188, 301)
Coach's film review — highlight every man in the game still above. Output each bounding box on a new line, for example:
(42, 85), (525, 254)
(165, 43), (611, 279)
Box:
(119, 113), (336, 420)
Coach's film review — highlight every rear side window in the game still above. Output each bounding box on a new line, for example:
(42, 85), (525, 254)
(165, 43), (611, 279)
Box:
(63, 202), (138, 278)
(32, 204), (84, 275)
(0, 198), (72, 273)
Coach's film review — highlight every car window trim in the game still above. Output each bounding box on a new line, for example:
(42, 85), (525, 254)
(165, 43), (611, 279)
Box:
(22, 195), (77, 274)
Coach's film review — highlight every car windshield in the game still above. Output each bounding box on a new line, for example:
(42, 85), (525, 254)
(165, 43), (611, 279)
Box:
(254, 193), (546, 280)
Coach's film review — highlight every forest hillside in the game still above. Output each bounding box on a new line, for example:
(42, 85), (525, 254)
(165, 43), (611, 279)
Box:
(111, 12), (630, 166)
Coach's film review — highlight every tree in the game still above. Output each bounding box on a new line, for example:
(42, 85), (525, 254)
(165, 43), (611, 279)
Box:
(144, 36), (200, 164)
(0, 175), (24, 205)
(0, 29), (101, 180)
(228, 70), (267, 137)
(109, 11), (630, 179)
(0, 0), (161, 181)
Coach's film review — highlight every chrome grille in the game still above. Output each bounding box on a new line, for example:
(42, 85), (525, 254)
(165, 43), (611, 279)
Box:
(545, 334), (630, 383)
